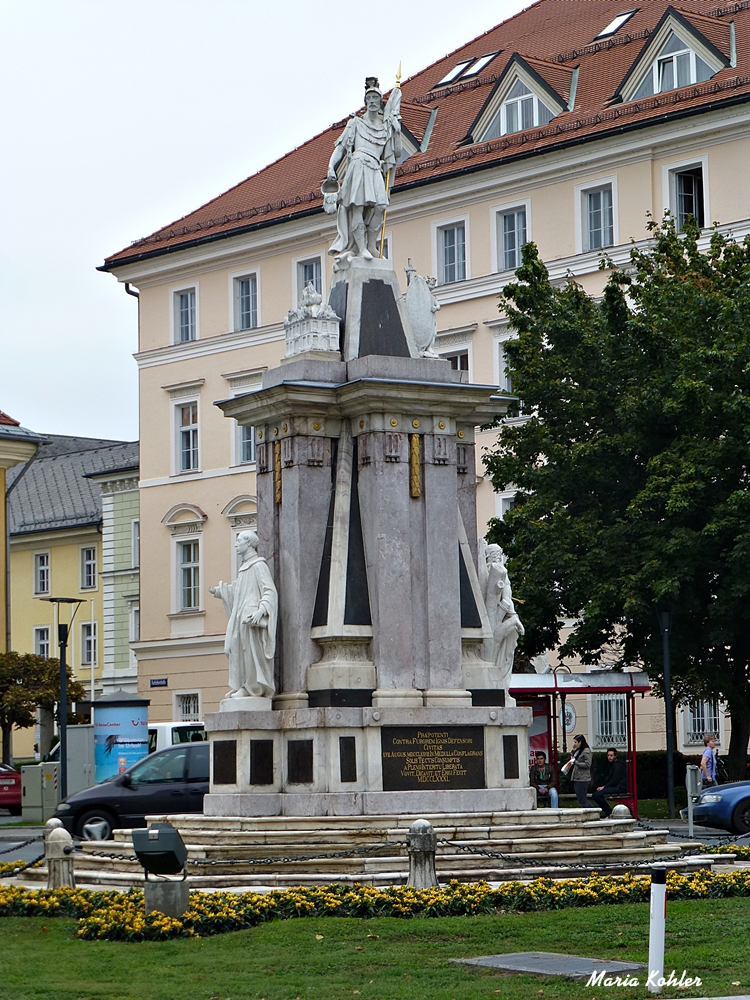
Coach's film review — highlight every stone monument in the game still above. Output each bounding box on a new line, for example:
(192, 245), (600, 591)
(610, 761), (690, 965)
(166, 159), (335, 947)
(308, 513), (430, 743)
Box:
(202, 74), (532, 817)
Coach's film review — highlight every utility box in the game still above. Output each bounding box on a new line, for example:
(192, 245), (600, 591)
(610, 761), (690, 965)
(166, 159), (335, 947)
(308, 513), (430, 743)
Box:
(67, 725), (95, 795)
(21, 762), (60, 823)
(685, 764), (702, 800)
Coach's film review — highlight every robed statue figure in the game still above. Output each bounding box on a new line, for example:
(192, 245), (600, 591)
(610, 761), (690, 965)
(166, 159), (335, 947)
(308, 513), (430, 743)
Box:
(210, 530), (278, 700)
(325, 75), (402, 260)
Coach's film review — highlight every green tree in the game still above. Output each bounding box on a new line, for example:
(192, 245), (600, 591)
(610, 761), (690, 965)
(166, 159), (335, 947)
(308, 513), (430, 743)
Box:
(0, 651), (86, 764)
(484, 220), (750, 779)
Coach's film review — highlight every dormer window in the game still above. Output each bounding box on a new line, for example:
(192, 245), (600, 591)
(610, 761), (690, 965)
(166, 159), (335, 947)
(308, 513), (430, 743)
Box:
(484, 79), (555, 139)
(630, 31), (717, 100)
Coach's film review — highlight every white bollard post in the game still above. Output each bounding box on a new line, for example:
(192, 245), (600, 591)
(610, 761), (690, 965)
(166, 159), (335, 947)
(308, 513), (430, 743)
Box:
(647, 866), (667, 993)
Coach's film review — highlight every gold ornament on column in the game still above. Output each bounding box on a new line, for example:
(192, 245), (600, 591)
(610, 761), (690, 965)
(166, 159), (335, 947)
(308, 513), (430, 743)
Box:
(409, 433), (421, 498)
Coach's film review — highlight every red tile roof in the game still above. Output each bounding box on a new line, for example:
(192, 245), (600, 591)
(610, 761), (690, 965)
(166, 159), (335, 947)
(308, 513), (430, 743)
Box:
(103, 0), (750, 269)
(0, 410), (21, 427)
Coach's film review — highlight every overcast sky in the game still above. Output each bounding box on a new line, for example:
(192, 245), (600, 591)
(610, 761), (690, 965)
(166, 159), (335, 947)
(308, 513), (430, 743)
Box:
(1, 0), (528, 441)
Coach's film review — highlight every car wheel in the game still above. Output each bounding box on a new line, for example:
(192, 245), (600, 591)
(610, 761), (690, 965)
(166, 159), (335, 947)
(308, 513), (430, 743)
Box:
(76, 808), (116, 841)
(8, 805), (22, 816)
(731, 799), (750, 836)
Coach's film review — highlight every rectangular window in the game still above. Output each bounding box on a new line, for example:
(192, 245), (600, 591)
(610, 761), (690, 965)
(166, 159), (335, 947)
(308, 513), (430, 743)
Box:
(585, 185), (614, 251)
(594, 693), (627, 747)
(34, 627), (50, 658)
(178, 403), (199, 473)
(175, 288), (196, 343)
(686, 700), (720, 745)
(376, 236), (389, 259)
(497, 493), (516, 519)
(499, 208), (527, 272)
(497, 341), (513, 392)
(180, 541), (200, 611)
(132, 520), (140, 568)
(81, 547), (97, 590)
(297, 258), (322, 299)
(81, 622), (97, 666)
(239, 424), (256, 465)
(675, 167), (704, 231)
(34, 552), (50, 595)
(443, 350), (469, 371)
(131, 606), (140, 642)
(176, 692), (201, 722)
(235, 274), (258, 330)
(440, 224), (466, 283)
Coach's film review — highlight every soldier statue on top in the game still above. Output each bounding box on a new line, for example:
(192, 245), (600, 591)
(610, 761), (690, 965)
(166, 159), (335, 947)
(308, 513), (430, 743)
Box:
(324, 74), (402, 260)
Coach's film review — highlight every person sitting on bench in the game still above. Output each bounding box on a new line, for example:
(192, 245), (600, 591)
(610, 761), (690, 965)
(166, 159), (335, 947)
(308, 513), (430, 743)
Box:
(593, 748), (628, 817)
(529, 750), (559, 808)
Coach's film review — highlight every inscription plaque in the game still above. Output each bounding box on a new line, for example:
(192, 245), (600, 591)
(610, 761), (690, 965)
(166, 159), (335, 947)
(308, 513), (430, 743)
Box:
(381, 726), (485, 791)
(213, 739), (237, 785)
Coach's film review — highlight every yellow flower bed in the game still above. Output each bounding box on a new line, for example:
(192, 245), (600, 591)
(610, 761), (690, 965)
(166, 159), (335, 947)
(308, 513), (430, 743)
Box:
(1, 867), (750, 942)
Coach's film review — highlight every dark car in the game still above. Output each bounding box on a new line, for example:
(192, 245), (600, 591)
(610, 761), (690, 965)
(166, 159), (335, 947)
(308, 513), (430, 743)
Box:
(680, 780), (750, 835)
(53, 742), (209, 840)
(0, 762), (22, 816)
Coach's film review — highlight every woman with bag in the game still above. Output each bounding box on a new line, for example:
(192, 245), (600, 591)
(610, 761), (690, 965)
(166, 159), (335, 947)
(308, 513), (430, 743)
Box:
(563, 734), (594, 808)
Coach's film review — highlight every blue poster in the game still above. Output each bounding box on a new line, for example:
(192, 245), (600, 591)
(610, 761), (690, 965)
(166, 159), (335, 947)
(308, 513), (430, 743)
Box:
(94, 704), (149, 782)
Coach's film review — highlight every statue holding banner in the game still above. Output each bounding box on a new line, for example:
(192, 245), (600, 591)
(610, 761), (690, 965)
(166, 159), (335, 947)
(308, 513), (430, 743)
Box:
(324, 74), (402, 260)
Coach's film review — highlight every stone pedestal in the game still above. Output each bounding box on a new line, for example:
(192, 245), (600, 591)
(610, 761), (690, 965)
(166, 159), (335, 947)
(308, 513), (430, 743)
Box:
(203, 704), (534, 817)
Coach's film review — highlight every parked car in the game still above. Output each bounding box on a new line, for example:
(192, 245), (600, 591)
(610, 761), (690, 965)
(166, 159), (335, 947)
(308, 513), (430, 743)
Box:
(0, 763), (22, 816)
(680, 780), (750, 834)
(53, 742), (209, 840)
(148, 721), (205, 754)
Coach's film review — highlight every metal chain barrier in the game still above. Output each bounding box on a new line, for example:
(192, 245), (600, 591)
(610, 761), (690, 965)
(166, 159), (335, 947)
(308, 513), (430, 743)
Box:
(0, 836), (44, 856)
(192, 840), (408, 868)
(0, 854), (45, 878)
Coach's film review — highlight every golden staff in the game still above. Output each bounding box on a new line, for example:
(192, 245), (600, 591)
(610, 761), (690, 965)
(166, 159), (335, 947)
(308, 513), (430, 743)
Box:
(379, 62), (402, 259)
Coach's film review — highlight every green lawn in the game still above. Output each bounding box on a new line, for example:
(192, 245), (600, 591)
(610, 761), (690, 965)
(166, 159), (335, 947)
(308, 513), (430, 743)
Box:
(1, 896), (749, 1000)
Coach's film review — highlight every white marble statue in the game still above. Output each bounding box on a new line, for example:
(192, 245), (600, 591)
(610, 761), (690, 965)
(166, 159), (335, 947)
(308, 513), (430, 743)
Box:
(404, 270), (440, 357)
(210, 530), (278, 700)
(325, 76), (402, 260)
(478, 540), (525, 685)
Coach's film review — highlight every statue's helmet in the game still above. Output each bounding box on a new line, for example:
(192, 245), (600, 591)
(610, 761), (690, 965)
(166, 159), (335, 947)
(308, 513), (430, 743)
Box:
(364, 76), (382, 102)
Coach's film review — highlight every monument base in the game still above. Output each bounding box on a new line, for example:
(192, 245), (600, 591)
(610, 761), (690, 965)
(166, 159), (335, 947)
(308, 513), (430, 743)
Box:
(204, 704), (533, 818)
(219, 696), (273, 713)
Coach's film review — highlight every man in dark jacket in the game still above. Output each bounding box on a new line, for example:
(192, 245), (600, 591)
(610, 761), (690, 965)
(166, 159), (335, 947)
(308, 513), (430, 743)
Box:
(593, 748), (628, 817)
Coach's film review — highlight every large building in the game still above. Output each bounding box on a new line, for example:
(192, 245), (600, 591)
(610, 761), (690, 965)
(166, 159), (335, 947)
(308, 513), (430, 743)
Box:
(100, 0), (748, 751)
(7, 436), (138, 756)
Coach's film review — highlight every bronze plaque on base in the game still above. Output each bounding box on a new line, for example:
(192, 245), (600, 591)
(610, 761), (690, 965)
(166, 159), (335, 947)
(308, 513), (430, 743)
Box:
(381, 726), (485, 790)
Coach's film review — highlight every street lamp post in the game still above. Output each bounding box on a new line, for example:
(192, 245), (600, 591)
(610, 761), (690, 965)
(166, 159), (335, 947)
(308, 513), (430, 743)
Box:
(37, 597), (83, 800)
(658, 610), (676, 820)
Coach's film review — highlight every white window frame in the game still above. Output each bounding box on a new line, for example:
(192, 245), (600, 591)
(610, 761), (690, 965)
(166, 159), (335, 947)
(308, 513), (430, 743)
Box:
(229, 268), (261, 332)
(170, 283), (199, 344)
(80, 545), (98, 591)
(34, 626), (50, 658)
(132, 519), (140, 569)
(474, 67), (562, 143)
(376, 230), (393, 261)
(575, 176), (619, 254)
(292, 253), (325, 305)
(682, 699), (722, 746)
(129, 605), (140, 669)
(494, 334), (515, 393)
(81, 621), (97, 667)
(437, 342), (472, 378)
(491, 199), (532, 274)
(173, 398), (201, 475)
(662, 155), (709, 232)
(227, 372), (263, 469)
(174, 690), (202, 723)
(174, 536), (202, 613)
(590, 693), (628, 748)
(495, 490), (517, 520)
(33, 551), (50, 595)
(432, 215), (470, 286)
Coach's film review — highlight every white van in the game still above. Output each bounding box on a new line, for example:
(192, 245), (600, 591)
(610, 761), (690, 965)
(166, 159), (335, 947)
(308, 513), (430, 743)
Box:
(147, 721), (206, 753)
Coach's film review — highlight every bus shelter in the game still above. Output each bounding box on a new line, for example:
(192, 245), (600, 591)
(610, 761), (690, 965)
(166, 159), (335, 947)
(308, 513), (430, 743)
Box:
(509, 670), (651, 818)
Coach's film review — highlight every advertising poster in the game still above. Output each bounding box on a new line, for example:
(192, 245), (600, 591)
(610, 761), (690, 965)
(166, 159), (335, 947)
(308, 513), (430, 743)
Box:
(94, 704), (149, 783)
